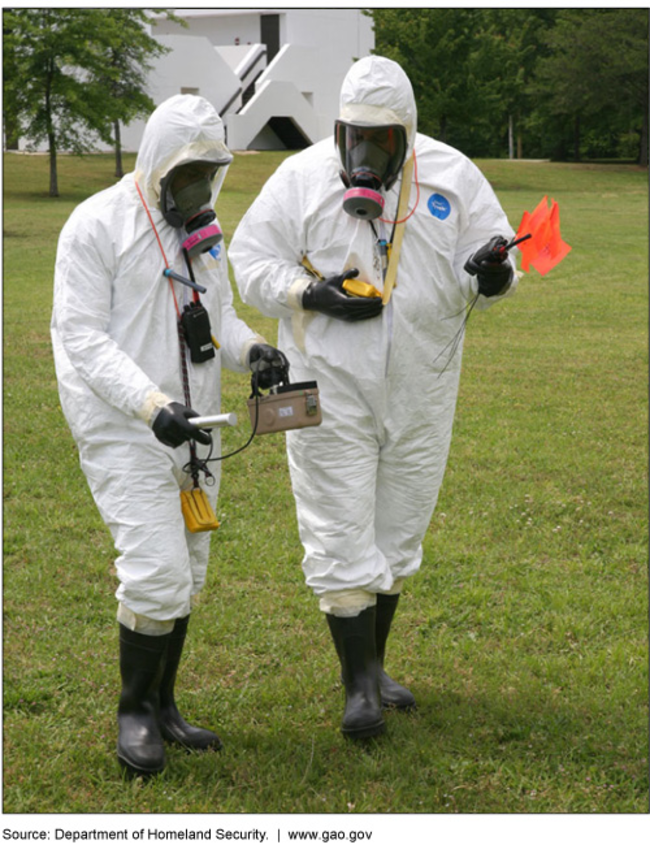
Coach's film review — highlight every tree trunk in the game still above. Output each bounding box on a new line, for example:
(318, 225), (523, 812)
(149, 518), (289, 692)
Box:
(114, 119), (123, 178)
(49, 137), (58, 197)
(574, 113), (581, 162)
(639, 102), (648, 167)
(508, 114), (514, 159)
(4, 114), (20, 150)
(45, 61), (58, 196)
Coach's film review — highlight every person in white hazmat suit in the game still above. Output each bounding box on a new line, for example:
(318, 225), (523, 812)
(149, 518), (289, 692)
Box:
(229, 57), (518, 739)
(51, 94), (288, 775)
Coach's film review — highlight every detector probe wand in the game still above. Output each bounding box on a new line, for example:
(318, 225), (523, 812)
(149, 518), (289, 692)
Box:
(189, 413), (238, 429)
(163, 268), (207, 294)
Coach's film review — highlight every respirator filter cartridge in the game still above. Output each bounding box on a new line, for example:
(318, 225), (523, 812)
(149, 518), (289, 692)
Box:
(342, 187), (385, 220)
(182, 222), (223, 258)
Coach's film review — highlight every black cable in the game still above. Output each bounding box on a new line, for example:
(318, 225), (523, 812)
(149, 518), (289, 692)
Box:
(183, 370), (262, 483)
(432, 293), (480, 377)
(205, 392), (259, 463)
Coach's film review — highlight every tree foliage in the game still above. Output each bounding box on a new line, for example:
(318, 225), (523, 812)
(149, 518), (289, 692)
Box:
(4, 9), (110, 195)
(3, 6), (647, 193)
(368, 7), (648, 164)
(531, 9), (649, 164)
(86, 9), (180, 177)
(2, 8), (177, 195)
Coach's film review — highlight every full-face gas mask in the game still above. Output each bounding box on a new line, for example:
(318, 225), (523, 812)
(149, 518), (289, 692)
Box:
(336, 121), (407, 220)
(160, 160), (228, 259)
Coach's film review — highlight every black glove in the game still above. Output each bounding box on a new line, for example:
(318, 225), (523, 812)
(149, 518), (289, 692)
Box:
(302, 268), (383, 322)
(464, 236), (513, 298)
(152, 401), (211, 448)
(248, 343), (290, 390)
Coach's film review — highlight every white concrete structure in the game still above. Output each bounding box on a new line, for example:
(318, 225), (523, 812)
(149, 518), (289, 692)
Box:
(114, 8), (375, 153)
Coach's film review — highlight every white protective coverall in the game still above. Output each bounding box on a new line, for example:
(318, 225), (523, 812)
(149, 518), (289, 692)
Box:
(52, 95), (261, 631)
(229, 57), (517, 616)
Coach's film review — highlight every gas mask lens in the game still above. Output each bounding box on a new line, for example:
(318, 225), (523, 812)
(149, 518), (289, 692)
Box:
(172, 179), (213, 220)
(336, 122), (407, 220)
(173, 176), (223, 258)
(161, 162), (224, 258)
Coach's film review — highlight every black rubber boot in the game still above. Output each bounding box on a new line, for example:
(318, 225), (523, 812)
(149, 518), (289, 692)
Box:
(376, 593), (416, 710)
(117, 625), (167, 777)
(326, 607), (385, 739)
(158, 616), (223, 751)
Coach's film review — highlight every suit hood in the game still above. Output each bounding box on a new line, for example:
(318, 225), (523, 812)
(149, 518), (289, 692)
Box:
(339, 56), (418, 158)
(134, 94), (233, 209)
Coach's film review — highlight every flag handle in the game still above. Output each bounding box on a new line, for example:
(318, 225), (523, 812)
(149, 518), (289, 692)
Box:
(490, 232), (532, 261)
(505, 233), (532, 250)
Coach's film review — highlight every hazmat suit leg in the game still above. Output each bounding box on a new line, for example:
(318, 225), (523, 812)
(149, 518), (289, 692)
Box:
(286, 417), (390, 737)
(80, 438), (209, 623)
(81, 438), (220, 768)
(372, 365), (458, 582)
(286, 416), (394, 603)
(286, 397), (397, 737)
(287, 365), (453, 719)
(369, 412), (454, 710)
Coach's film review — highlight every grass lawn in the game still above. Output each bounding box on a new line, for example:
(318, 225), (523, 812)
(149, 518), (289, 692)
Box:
(2, 150), (648, 819)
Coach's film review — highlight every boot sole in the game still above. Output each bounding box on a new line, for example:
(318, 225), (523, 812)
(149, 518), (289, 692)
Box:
(160, 719), (223, 752)
(117, 753), (165, 779)
(342, 719), (386, 740)
(161, 731), (223, 752)
(381, 698), (417, 711)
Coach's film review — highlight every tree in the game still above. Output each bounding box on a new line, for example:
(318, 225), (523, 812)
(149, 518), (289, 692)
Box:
(4, 9), (112, 195)
(475, 9), (558, 159)
(92, 9), (182, 178)
(368, 8), (647, 163)
(368, 8), (484, 146)
(367, 8), (556, 158)
(2, 9), (179, 195)
(531, 9), (648, 164)
(2, 13), (22, 150)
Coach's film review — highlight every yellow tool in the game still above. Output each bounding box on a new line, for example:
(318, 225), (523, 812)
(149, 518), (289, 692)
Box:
(301, 255), (324, 280)
(342, 277), (383, 299)
(180, 488), (220, 533)
(301, 256), (382, 299)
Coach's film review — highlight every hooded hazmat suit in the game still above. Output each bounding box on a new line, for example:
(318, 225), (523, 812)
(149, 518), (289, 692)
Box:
(52, 95), (262, 630)
(229, 57), (517, 617)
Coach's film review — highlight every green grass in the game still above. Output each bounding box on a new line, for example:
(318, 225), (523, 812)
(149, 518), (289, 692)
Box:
(3, 150), (648, 815)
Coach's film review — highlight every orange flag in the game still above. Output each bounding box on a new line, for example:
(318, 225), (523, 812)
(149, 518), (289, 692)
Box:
(516, 196), (571, 275)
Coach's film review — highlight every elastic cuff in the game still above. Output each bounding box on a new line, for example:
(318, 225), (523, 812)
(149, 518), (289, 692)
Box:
(319, 589), (376, 618)
(117, 603), (175, 636)
(138, 390), (172, 426)
(379, 578), (405, 596)
(287, 276), (314, 311)
(241, 334), (267, 369)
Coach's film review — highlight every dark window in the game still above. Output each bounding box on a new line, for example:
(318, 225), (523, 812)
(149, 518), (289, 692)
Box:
(260, 14), (280, 62)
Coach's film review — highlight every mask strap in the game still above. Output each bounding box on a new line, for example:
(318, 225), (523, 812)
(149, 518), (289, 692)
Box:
(381, 153), (415, 306)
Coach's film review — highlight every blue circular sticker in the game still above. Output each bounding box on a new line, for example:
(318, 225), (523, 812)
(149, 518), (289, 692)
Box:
(428, 193), (451, 220)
